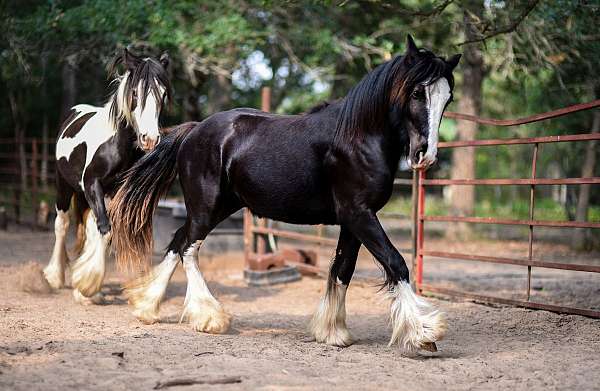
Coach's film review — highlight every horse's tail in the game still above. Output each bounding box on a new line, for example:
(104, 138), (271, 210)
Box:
(109, 122), (196, 271)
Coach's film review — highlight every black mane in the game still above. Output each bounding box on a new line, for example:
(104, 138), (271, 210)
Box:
(333, 49), (454, 148)
(108, 52), (172, 129)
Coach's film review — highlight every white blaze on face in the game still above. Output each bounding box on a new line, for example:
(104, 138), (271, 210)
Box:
(133, 79), (164, 150)
(422, 77), (451, 166)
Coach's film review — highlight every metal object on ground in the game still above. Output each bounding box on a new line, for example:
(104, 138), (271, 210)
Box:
(244, 247), (317, 286)
(244, 265), (301, 287)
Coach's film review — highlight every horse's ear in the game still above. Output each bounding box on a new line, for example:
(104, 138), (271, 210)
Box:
(447, 54), (462, 70)
(405, 34), (419, 58)
(123, 48), (139, 70)
(159, 52), (170, 69)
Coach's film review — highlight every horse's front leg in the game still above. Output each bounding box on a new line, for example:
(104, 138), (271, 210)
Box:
(343, 209), (446, 353)
(310, 226), (360, 347)
(71, 179), (110, 302)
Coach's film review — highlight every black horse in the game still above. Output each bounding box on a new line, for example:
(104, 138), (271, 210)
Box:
(110, 36), (460, 353)
(43, 49), (171, 304)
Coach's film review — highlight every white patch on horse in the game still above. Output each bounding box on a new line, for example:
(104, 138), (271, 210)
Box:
(55, 104), (117, 190)
(126, 250), (180, 324)
(180, 241), (231, 334)
(422, 77), (451, 166)
(71, 211), (109, 300)
(43, 208), (70, 289)
(309, 280), (353, 347)
(134, 79), (165, 150)
(387, 280), (447, 353)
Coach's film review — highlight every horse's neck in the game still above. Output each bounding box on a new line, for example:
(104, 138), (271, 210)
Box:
(330, 98), (401, 163)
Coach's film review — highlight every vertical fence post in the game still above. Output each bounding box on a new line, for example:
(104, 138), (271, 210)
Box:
(411, 170), (419, 290)
(416, 169), (426, 294)
(255, 87), (271, 256)
(31, 139), (39, 228)
(243, 208), (253, 269)
(244, 87), (272, 269)
(527, 143), (539, 300)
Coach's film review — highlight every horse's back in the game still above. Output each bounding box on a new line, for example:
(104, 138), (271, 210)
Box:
(179, 108), (338, 224)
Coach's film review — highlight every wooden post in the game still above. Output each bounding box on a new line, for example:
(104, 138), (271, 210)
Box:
(411, 170), (419, 290)
(256, 87), (271, 255)
(416, 169), (426, 294)
(31, 139), (39, 228)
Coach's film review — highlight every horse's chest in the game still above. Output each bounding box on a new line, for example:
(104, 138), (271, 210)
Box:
(56, 111), (122, 190)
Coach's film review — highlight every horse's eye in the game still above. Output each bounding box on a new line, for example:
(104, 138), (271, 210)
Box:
(411, 89), (425, 100)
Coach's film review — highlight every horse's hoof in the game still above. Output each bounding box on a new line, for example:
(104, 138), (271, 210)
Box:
(132, 308), (160, 325)
(185, 299), (231, 334)
(421, 342), (438, 352)
(73, 289), (105, 305)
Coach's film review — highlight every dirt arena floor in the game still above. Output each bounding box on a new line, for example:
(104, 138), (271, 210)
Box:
(1, 228), (599, 390)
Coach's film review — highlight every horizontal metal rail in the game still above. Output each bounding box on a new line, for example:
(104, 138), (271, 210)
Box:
(422, 177), (600, 186)
(422, 250), (600, 273)
(421, 284), (600, 318)
(422, 215), (600, 229)
(251, 226), (338, 246)
(443, 99), (600, 126)
(438, 132), (600, 148)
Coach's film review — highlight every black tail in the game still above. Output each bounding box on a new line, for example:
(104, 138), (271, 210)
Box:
(109, 122), (196, 270)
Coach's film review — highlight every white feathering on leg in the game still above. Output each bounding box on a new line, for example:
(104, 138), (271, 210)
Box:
(125, 251), (180, 324)
(44, 209), (70, 289)
(180, 241), (231, 334)
(387, 281), (447, 353)
(309, 280), (353, 347)
(71, 212), (107, 298)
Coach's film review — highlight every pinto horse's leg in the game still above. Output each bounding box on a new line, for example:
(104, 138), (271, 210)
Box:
(310, 226), (360, 347)
(125, 227), (185, 324)
(345, 210), (446, 353)
(43, 174), (73, 289)
(70, 210), (108, 303)
(179, 235), (231, 334)
(71, 178), (110, 299)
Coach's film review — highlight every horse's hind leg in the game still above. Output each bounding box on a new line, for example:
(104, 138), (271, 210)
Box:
(71, 210), (107, 304)
(178, 218), (231, 334)
(43, 173), (73, 289)
(310, 226), (360, 347)
(125, 227), (185, 324)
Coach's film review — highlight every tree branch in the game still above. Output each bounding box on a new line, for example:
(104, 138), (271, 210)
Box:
(458, 0), (540, 46)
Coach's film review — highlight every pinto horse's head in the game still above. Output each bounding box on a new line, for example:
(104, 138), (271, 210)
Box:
(393, 35), (461, 170)
(109, 49), (171, 151)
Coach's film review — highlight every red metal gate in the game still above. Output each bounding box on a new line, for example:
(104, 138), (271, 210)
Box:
(416, 100), (600, 318)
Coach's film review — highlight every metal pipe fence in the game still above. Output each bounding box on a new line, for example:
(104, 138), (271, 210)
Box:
(416, 100), (600, 318)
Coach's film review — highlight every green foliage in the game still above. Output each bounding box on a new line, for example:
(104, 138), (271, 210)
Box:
(1, 0), (598, 221)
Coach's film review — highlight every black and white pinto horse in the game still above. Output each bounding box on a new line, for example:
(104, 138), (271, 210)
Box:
(110, 36), (460, 353)
(43, 49), (171, 304)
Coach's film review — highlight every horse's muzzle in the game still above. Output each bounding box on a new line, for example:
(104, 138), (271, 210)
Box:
(139, 134), (160, 151)
(410, 151), (437, 170)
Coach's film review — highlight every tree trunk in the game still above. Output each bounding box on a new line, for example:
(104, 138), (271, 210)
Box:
(61, 56), (77, 119)
(41, 53), (49, 192)
(8, 90), (26, 223)
(573, 109), (600, 249)
(448, 5), (485, 238)
(206, 73), (232, 114)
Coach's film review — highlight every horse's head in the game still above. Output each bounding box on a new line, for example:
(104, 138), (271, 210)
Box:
(393, 35), (461, 170)
(109, 49), (171, 151)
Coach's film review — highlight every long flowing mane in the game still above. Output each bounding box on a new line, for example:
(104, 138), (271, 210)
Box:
(107, 53), (172, 130)
(333, 49), (454, 149)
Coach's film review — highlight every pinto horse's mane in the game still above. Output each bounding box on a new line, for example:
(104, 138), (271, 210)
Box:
(106, 52), (171, 130)
(333, 49), (453, 150)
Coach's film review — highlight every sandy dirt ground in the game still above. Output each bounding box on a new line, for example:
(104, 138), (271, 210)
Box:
(1, 228), (600, 390)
